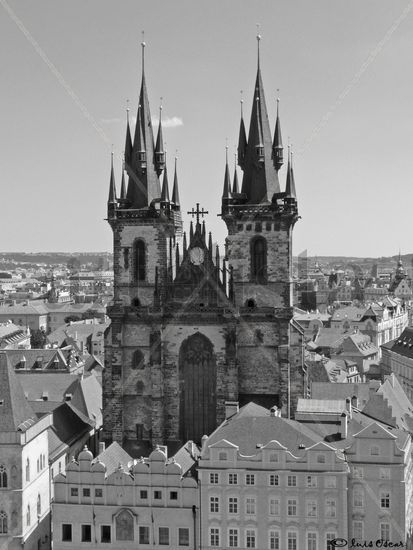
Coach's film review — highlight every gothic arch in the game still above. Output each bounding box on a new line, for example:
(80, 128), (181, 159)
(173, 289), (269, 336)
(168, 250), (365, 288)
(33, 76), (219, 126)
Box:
(179, 332), (217, 443)
(250, 236), (267, 283)
(133, 239), (146, 282)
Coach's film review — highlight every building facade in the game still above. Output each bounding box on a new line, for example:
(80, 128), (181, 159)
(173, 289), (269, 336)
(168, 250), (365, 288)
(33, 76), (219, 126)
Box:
(103, 39), (305, 454)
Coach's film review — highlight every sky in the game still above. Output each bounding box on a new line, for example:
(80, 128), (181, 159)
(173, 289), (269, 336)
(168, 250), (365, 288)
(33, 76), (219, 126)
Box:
(1, 0), (413, 257)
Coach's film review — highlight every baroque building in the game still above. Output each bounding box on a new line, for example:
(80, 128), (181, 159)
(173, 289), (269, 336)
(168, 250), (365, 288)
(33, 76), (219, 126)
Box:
(103, 38), (305, 454)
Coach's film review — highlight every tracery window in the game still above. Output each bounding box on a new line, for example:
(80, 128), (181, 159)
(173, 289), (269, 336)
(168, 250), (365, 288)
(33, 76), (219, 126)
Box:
(0, 465), (7, 488)
(251, 237), (267, 283)
(133, 240), (146, 282)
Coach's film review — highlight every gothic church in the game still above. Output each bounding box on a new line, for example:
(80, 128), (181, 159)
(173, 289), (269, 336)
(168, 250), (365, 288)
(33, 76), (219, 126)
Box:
(104, 38), (305, 455)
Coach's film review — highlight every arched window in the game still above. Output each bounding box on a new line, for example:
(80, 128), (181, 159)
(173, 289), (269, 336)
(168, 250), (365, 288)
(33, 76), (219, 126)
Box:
(132, 349), (144, 369)
(26, 458), (30, 482)
(115, 509), (134, 541)
(26, 504), (31, 526)
(133, 240), (146, 282)
(136, 381), (144, 395)
(0, 465), (7, 488)
(37, 494), (41, 517)
(251, 237), (267, 283)
(0, 511), (7, 534)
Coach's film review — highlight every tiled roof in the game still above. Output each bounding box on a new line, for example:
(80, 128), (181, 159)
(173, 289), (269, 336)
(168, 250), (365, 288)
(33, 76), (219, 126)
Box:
(0, 322), (27, 338)
(68, 375), (102, 428)
(386, 327), (413, 359)
(17, 372), (80, 402)
(0, 302), (49, 316)
(0, 352), (37, 432)
(52, 402), (93, 447)
(311, 382), (370, 407)
(331, 306), (365, 322)
(45, 302), (106, 314)
(47, 321), (110, 347)
(6, 349), (68, 370)
(48, 426), (68, 460)
(94, 441), (133, 475)
(297, 398), (347, 414)
(314, 328), (347, 348)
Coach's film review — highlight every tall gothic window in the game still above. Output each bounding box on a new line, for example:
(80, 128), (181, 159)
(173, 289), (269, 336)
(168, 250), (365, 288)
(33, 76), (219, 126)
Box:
(0, 511), (7, 534)
(134, 240), (146, 282)
(37, 494), (41, 517)
(26, 459), (30, 482)
(251, 237), (267, 283)
(0, 466), (7, 488)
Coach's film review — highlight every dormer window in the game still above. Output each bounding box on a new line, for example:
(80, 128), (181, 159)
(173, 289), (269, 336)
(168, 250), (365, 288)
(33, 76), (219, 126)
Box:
(255, 144), (264, 161)
(155, 151), (165, 166)
(138, 151), (147, 167)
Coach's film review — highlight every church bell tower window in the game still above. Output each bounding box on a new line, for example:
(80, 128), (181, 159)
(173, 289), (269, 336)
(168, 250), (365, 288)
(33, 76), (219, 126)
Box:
(134, 240), (146, 281)
(251, 236), (267, 283)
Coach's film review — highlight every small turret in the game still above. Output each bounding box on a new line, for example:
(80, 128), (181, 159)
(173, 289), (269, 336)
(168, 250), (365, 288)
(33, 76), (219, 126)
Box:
(136, 104), (147, 170)
(237, 96), (247, 170)
(154, 102), (165, 175)
(232, 153), (240, 194)
(172, 157), (180, 209)
(108, 152), (117, 211)
(285, 149), (297, 200)
(222, 146), (231, 200)
(161, 162), (170, 206)
(272, 98), (283, 171)
(124, 103), (133, 171)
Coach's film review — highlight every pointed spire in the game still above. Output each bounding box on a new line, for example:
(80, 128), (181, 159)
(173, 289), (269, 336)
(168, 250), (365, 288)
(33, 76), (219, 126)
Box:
(120, 168), (127, 201)
(222, 146), (231, 199)
(183, 232), (188, 256)
(124, 101), (133, 170)
(272, 97), (283, 171)
(172, 156), (180, 208)
(161, 162), (170, 203)
(285, 146), (297, 200)
(254, 95), (264, 162)
(237, 92), (247, 170)
(175, 242), (180, 270)
(108, 151), (117, 204)
(215, 243), (220, 270)
(202, 220), (206, 242)
(155, 100), (165, 175)
(189, 221), (194, 241)
(208, 232), (213, 259)
(232, 153), (240, 194)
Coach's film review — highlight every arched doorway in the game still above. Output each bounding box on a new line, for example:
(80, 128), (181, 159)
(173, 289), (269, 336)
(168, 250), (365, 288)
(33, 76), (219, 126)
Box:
(179, 332), (217, 443)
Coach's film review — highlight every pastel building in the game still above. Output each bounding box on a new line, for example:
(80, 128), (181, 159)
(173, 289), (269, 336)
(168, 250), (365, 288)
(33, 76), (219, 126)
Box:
(198, 403), (348, 550)
(52, 443), (198, 549)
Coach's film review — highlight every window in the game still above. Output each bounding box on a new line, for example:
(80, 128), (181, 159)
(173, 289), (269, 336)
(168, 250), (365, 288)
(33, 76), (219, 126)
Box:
(287, 531), (297, 550)
(219, 451), (227, 460)
(306, 500), (317, 517)
(380, 468), (390, 480)
(380, 491), (390, 509)
(62, 524), (72, 542)
(326, 533), (337, 549)
(245, 473), (255, 485)
(154, 490), (162, 500)
(269, 498), (280, 516)
(269, 452), (279, 462)
(210, 528), (220, 547)
(140, 490), (148, 499)
(287, 475), (297, 487)
(287, 499), (297, 516)
(380, 523), (390, 541)
(101, 525), (111, 543)
(26, 504), (31, 526)
(210, 473), (219, 484)
(115, 509), (134, 541)
(70, 487), (78, 497)
(134, 240), (146, 281)
(353, 487), (364, 508)
(269, 530), (280, 550)
(317, 454), (326, 463)
(307, 532), (317, 550)
(251, 237), (267, 283)
(325, 476), (336, 488)
(0, 466), (7, 488)
(132, 349), (144, 369)
(159, 527), (169, 545)
(83, 488), (91, 497)
(229, 473), (238, 484)
(37, 494), (41, 516)
(81, 524), (92, 542)
(370, 445), (380, 456)
(170, 491), (178, 500)
(139, 526), (150, 544)
(246, 529), (256, 548)
(325, 499), (336, 518)
(269, 474), (279, 486)
(229, 528), (239, 547)
(95, 488), (103, 498)
(353, 521), (363, 541)
(210, 496), (219, 513)
(178, 527), (189, 546)
(26, 458), (30, 482)
(246, 497), (256, 515)
(0, 511), (7, 534)
(37, 458), (40, 473)
(307, 475), (317, 488)
(228, 497), (238, 514)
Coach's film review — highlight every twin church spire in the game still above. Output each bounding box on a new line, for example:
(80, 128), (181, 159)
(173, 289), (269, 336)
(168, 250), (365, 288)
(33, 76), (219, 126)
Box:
(107, 41), (181, 217)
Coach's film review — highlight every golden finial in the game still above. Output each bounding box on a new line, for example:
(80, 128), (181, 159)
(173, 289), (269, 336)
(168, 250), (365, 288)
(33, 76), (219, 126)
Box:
(256, 24), (261, 66)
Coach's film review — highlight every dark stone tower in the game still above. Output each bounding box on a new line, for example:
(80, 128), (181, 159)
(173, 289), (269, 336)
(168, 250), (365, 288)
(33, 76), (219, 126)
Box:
(103, 38), (305, 456)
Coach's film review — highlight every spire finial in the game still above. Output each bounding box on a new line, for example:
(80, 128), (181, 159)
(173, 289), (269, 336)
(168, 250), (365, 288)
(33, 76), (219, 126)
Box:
(141, 31), (146, 74)
(240, 90), (244, 117)
(126, 99), (130, 120)
(256, 24), (261, 67)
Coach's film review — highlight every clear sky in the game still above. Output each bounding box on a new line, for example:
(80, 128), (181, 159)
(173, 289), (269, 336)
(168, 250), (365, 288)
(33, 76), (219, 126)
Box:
(1, 0), (413, 257)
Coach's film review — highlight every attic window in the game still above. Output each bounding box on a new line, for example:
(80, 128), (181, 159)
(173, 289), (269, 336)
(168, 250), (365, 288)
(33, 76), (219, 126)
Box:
(0, 400), (3, 406)
(42, 392), (48, 402)
(65, 393), (72, 402)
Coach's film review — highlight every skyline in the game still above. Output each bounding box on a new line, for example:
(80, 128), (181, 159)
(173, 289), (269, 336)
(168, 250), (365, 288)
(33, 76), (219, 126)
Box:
(2, 1), (413, 256)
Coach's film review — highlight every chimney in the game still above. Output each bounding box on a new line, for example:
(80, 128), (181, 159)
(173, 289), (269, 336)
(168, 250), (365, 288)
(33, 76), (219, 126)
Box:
(201, 434), (208, 453)
(98, 442), (105, 454)
(345, 398), (352, 418)
(225, 401), (239, 419)
(270, 405), (280, 417)
(340, 412), (348, 439)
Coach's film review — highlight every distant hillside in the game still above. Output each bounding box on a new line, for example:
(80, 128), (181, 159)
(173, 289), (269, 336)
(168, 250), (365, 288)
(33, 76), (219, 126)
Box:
(0, 252), (112, 267)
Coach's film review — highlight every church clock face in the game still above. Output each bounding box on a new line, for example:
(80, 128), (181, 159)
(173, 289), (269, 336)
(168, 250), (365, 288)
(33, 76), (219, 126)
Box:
(189, 247), (204, 265)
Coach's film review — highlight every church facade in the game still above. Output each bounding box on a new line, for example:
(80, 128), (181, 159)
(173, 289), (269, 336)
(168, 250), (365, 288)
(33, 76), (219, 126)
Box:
(103, 39), (305, 454)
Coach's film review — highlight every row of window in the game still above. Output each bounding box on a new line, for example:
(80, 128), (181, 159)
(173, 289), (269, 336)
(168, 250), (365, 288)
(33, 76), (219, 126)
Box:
(209, 472), (337, 488)
(0, 457), (48, 489)
(70, 487), (179, 500)
(353, 466), (390, 479)
(209, 527), (337, 549)
(61, 523), (189, 545)
(0, 496), (43, 535)
(353, 521), (391, 541)
(353, 488), (390, 509)
(209, 496), (338, 517)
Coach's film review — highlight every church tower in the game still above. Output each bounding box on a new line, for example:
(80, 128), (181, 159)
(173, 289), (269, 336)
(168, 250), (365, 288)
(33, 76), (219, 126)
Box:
(103, 38), (305, 456)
